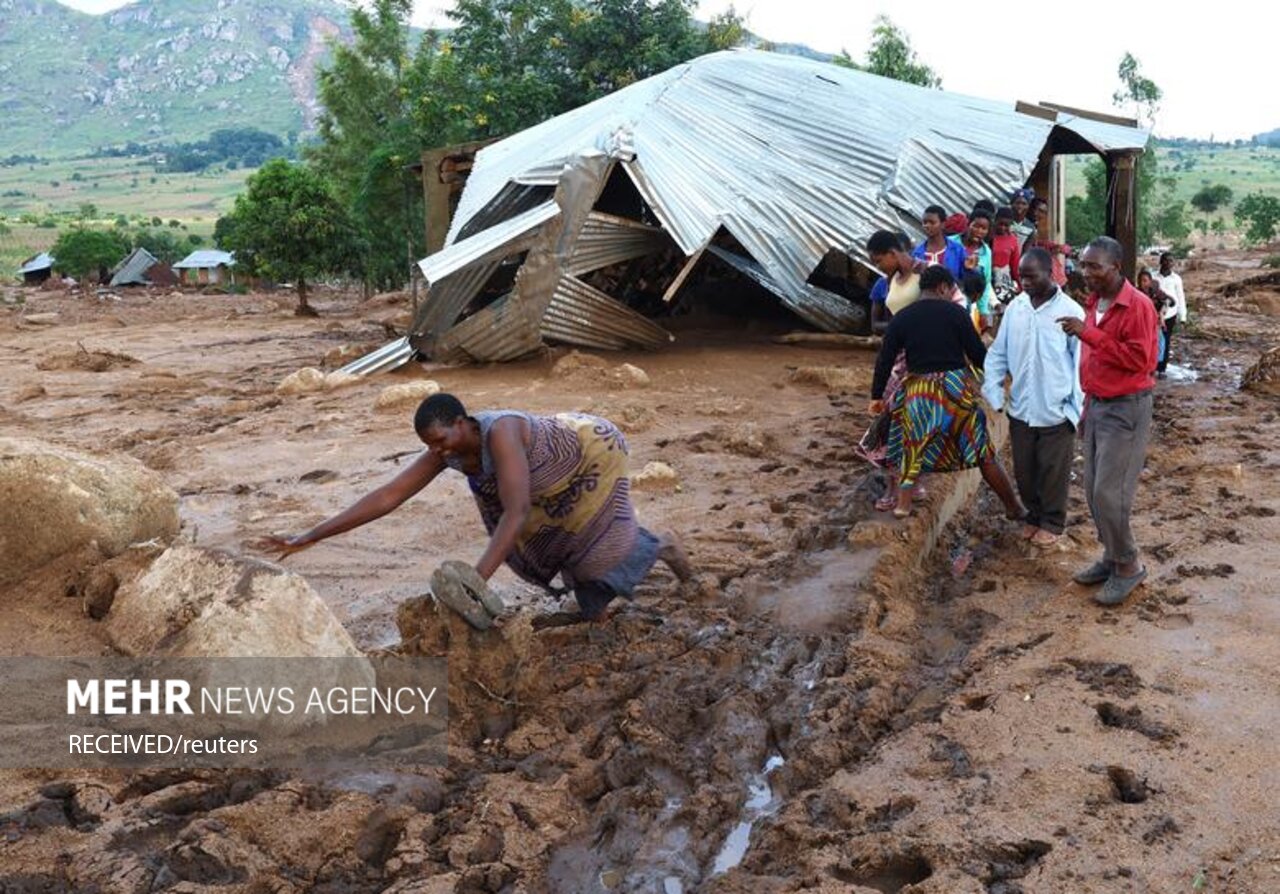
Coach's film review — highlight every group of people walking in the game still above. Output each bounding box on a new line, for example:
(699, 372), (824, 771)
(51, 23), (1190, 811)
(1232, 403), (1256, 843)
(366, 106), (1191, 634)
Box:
(864, 189), (1178, 607)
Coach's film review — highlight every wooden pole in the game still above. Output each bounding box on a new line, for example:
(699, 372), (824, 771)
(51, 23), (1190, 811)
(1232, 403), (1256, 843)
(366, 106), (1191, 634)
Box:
(1106, 151), (1141, 283)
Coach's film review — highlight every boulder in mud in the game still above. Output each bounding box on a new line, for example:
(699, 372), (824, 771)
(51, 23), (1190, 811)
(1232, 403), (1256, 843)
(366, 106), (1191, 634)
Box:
(375, 380), (442, 410)
(1245, 294), (1280, 317)
(688, 422), (776, 458)
(631, 461), (679, 491)
(551, 350), (609, 378)
(614, 363), (650, 389)
(1241, 345), (1280, 396)
(106, 545), (362, 657)
(0, 438), (179, 587)
(276, 367), (327, 394)
(276, 367), (361, 395)
(552, 351), (651, 389)
(323, 342), (381, 369)
(790, 365), (867, 393)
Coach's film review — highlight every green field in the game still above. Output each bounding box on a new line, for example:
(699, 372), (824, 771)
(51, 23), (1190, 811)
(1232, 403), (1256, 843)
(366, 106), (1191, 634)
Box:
(0, 157), (251, 277)
(1065, 144), (1280, 228)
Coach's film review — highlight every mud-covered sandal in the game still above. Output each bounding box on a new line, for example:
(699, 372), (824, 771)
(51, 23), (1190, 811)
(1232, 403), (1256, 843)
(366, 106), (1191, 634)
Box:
(431, 561), (503, 629)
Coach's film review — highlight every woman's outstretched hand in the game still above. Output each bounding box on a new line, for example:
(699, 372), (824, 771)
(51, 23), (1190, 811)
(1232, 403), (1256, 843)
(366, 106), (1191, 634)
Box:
(252, 534), (314, 561)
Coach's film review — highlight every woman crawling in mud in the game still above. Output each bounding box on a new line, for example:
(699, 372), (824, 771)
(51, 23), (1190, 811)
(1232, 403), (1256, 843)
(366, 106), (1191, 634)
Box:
(260, 393), (691, 622)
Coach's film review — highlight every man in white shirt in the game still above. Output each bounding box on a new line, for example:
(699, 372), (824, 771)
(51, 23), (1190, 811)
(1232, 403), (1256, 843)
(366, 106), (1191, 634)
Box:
(982, 248), (1085, 546)
(1152, 252), (1188, 376)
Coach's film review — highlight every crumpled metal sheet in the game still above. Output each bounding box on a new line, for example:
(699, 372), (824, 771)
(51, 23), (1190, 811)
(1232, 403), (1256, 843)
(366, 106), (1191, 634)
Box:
(337, 336), (415, 377)
(109, 247), (160, 287)
(418, 200), (558, 283)
(540, 274), (673, 351)
(411, 199), (560, 352)
(567, 212), (670, 276)
(437, 152), (617, 363)
(409, 258), (504, 352)
(432, 294), (543, 363)
(455, 183), (556, 242)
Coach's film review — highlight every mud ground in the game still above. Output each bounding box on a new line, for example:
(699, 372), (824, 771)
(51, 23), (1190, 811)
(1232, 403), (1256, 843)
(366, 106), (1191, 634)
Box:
(0, 253), (1276, 893)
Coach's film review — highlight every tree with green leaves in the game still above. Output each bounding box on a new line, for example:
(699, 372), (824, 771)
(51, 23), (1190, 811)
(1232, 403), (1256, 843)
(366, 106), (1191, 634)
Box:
(310, 0), (746, 293)
(1190, 184), (1234, 215)
(218, 159), (363, 315)
(50, 228), (129, 283)
(864, 16), (940, 87)
(831, 16), (939, 87)
(131, 227), (185, 264)
(1236, 193), (1280, 245)
(1113, 51), (1161, 127)
(1069, 56), (1181, 250)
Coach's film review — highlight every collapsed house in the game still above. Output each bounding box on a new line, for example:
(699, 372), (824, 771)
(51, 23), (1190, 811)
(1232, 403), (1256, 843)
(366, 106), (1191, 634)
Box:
(173, 249), (235, 286)
(18, 252), (55, 286)
(109, 247), (179, 288)
(344, 49), (1149, 374)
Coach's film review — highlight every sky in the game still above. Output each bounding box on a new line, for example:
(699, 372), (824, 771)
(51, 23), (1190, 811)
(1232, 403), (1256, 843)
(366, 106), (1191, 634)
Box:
(57, 0), (1278, 140)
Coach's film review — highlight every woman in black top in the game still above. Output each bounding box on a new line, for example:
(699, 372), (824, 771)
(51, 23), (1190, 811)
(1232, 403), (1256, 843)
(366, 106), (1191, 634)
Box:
(869, 266), (1026, 519)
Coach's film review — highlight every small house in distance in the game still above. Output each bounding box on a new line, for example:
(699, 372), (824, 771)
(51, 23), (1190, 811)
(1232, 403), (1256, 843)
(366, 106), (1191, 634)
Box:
(173, 249), (235, 286)
(109, 247), (179, 288)
(18, 252), (55, 286)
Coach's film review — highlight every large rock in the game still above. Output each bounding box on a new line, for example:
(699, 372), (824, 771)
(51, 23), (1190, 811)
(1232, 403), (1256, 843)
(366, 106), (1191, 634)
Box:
(106, 546), (362, 657)
(374, 380), (441, 410)
(0, 438), (179, 587)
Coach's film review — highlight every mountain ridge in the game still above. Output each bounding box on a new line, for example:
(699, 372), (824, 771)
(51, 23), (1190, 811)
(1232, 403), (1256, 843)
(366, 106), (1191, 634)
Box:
(0, 0), (350, 156)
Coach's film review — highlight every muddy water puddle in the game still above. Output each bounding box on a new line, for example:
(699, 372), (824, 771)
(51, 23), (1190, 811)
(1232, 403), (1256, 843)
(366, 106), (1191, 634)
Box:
(740, 547), (880, 630)
(710, 754), (785, 875)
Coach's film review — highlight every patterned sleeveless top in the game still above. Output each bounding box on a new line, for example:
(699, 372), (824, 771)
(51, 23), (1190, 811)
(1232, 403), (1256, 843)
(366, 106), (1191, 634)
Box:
(444, 411), (640, 587)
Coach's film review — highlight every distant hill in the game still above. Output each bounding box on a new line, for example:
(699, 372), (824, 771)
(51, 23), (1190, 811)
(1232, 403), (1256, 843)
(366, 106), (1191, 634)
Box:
(1256, 128), (1280, 148)
(0, 0), (832, 159)
(0, 0), (350, 156)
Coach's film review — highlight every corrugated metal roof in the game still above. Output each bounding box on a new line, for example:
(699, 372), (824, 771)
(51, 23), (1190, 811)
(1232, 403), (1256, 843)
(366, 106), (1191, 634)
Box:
(378, 49), (1151, 369)
(109, 247), (159, 287)
(455, 183), (556, 242)
(418, 200), (558, 283)
(540, 274), (673, 351)
(18, 253), (54, 275)
(567, 212), (671, 276)
(450, 48), (1148, 289)
(173, 249), (235, 269)
(410, 258), (505, 351)
(337, 336), (416, 377)
(432, 294), (545, 363)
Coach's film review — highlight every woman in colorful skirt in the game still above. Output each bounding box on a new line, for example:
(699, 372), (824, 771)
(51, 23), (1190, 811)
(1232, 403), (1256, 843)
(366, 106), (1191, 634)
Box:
(869, 265), (1027, 520)
(860, 229), (929, 511)
(263, 393), (691, 622)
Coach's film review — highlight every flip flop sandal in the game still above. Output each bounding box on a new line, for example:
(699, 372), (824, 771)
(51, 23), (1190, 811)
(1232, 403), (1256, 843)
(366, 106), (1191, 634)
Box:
(443, 561), (505, 617)
(431, 562), (504, 630)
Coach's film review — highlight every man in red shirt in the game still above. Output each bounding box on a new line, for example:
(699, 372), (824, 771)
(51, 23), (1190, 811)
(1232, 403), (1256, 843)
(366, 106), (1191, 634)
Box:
(1057, 236), (1160, 606)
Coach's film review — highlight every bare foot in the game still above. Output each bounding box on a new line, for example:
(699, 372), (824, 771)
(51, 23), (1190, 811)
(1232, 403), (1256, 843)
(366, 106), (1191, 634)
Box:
(893, 491), (914, 519)
(1030, 529), (1060, 547)
(1021, 524), (1039, 540)
(657, 532), (693, 582)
